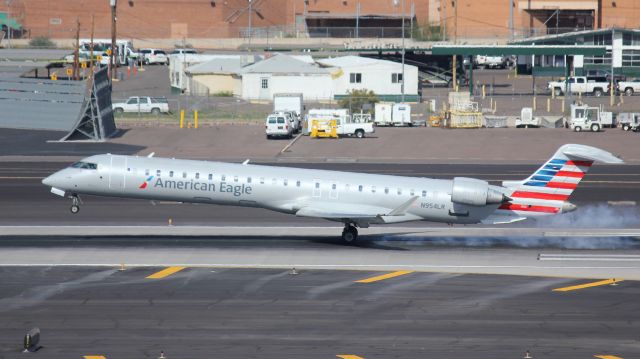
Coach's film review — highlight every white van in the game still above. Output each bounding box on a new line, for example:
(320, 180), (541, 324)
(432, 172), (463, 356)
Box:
(266, 114), (293, 139)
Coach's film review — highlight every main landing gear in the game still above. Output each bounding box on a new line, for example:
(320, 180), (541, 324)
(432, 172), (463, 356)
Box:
(70, 195), (80, 214)
(341, 224), (358, 244)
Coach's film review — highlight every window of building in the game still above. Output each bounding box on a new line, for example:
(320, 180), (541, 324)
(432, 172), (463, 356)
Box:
(349, 73), (362, 83)
(261, 78), (269, 89)
(392, 73), (403, 83)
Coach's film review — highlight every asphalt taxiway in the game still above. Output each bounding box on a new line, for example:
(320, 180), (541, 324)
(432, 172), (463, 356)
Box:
(0, 265), (638, 359)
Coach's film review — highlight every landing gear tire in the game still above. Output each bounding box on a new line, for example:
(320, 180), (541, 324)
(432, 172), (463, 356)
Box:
(70, 195), (80, 214)
(341, 225), (358, 244)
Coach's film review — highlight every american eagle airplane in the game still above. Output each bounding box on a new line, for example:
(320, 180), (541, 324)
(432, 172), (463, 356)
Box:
(42, 144), (622, 243)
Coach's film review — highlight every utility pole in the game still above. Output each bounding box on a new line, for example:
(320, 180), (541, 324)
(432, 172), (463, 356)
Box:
(73, 16), (80, 81)
(401, 0), (405, 102)
(248, 0), (253, 47)
(109, 0), (118, 82)
(509, 0), (514, 41)
(355, 2), (360, 38)
(90, 14), (95, 78)
(451, 0), (457, 90)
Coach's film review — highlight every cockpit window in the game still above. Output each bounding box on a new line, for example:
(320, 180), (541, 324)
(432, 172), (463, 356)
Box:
(70, 161), (98, 170)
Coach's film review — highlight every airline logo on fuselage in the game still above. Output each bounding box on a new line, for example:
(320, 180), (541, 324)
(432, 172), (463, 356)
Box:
(151, 177), (252, 197)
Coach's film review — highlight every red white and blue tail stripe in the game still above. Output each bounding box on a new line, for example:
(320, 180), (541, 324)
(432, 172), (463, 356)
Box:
(494, 144), (623, 218)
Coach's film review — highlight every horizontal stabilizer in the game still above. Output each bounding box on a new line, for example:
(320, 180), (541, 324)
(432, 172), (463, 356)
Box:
(480, 215), (528, 225)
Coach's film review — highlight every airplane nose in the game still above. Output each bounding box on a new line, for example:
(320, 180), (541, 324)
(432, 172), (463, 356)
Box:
(561, 201), (577, 213)
(42, 174), (54, 187)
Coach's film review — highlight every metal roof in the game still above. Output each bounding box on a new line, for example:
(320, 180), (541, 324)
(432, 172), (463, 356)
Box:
(510, 27), (640, 45)
(241, 53), (329, 75)
(431, 45), (607, 56)
(186, 57), (253, 75)
(317, 55), (416, 69)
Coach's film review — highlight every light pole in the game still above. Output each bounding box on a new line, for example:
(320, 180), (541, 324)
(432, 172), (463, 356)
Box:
(248, 0), (253, 46)
(110, 0), (118, 82)
(394, 0), (406, 102)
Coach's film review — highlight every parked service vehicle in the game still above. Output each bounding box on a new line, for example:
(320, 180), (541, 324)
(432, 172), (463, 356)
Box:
(336, 117), (375, 138)
(171, 48), (198, 55)
(265, 114), (294, 139)
(568, 104), (613, 132)
(515, 107), (541, 128)
(139, 49), (169, 65)
(548, 76), (609, 97)
(618, 113), (640, 131)
(273, 111), (300, 133)
(617, 79), (640, 96)
(273, 93), (303, 127)
(304, 109), (350, 135)
(112, 96), (170, 114)
(374, 103), (412, 126)
(474, 55), (506, 69)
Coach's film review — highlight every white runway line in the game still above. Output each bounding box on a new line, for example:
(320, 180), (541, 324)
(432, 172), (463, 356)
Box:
(539, 254), (640, 261)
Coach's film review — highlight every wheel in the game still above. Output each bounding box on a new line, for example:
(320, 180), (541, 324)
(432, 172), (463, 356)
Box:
(593, 89), (603, 97)
(114, 107), (124, 114)
(266, 134), (271, 139)
(341, 226), (358, 244)
(70, 205), (80, 214)
(574, 126), (582, 132)
(625, 88), (634, 96)
(151, 108), (160, 115)
(591, 123), (600, 132)
(355, 129), (365, 138)
(554, 88), (563, 97)
(623, 124), (631, 131)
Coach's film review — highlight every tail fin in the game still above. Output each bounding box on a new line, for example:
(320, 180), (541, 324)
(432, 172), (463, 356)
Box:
(499, 144), (623, 216)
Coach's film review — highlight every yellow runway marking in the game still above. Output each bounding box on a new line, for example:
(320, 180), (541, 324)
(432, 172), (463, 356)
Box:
(595, 355), (623, 359)
(146, 266), (187, 279)
(553, 279), (623, 292)
(84, 356), (106, 359)
(355, 270), (414, 283)
(337, 355), (364, 359)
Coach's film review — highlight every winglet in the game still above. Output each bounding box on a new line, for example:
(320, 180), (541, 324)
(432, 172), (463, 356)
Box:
(388, 196), (419, 216)
(147, 152), (155, 158)
(242, 159), (250, 165)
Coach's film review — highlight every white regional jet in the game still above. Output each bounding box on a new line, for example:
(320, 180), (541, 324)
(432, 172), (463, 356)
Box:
(42, 144), (622, 243)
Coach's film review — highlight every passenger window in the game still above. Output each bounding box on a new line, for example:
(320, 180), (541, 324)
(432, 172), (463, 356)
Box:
(372, 186), (376, 193)
(195, 173), (200, 179)
(385, 187), (389, 194)
(145, 169), (150, 176)
(422, 190), (427, 197)
(272, 178), (277, 185)
(284, 179), (288, 186)
(182, 172), (187, 179)
(247, 177), (252, 183)
(234, 176), (238, 182)
(410, 189), (415, 196)
(169, 171), (174, 177)
(397, 188), (402, 195)
(127, 167), (131, 172)
(222, 175), (226, 181)
(260, 177), (265, 184)
(345, 184), (350, 191)
(332, 183), (337, 190)
(315, 183), (320, 189)
(358, 185), (363, 192)
(296, 180), (301, 187)
(208, 174), (213, 181)
(156, 170), (161, 177)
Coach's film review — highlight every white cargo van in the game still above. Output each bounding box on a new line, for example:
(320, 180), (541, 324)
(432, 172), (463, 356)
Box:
(265, 114), (293, 139)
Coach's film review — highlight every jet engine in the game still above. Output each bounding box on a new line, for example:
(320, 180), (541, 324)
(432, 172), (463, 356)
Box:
(451, 177), (508, 207)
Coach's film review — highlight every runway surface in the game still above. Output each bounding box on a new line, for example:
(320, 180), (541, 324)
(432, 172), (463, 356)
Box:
(0, 265), (637, 359)
(1, 161), (639, 226)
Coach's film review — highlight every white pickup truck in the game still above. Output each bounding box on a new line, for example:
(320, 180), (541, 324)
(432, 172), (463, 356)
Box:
(548, 76), (609, 97)
(336, 117), (375, 138)
(617, 79), (640, 96)
(112, 96), (170, 114)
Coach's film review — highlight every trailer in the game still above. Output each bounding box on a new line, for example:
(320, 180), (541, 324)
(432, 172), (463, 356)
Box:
(374, 103), (412, 126)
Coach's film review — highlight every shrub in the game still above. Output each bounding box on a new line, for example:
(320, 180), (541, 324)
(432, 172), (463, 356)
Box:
(28, 36), (55, 48)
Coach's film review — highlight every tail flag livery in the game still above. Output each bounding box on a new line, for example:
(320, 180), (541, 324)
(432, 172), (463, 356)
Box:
(497, 144), (623, 217)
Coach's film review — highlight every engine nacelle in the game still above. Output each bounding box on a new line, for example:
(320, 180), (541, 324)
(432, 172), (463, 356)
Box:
(451, 177), (506, 207)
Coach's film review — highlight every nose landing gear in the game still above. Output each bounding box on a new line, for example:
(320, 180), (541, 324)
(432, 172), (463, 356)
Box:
(341, 224), (358, 244)
(70, 195), (80, 214)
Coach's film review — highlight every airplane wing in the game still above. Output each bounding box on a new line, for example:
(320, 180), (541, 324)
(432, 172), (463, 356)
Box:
(295, 197), (421, 225)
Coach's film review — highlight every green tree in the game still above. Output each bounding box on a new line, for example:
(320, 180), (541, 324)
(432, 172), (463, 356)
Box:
(338, 89), (379, 113)
(28, 36), (55, 48)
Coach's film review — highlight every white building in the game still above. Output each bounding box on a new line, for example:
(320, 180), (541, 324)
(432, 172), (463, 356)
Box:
(169, 54), (260, 94)
(317, 56), (419, 102)
(185, 57), (252, 96)
(241, 54), (334, 101)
